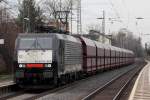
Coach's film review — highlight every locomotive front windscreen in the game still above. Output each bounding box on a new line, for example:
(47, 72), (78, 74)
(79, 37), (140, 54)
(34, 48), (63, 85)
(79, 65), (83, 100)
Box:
(18, 37), (52, 50)
(17, 37), (53, 64)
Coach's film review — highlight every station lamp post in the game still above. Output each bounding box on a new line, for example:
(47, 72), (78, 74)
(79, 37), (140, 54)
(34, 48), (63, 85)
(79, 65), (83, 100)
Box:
(136, 17), (144, 37)
(23, 17), (30, 33)
(97, 10), (105, 35)
(136, 17), (144, 20)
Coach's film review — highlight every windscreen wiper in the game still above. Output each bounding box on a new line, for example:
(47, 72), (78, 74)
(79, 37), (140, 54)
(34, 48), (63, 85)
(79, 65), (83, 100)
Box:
(36, 38), (45, 52)
(26, 39), (36, 52)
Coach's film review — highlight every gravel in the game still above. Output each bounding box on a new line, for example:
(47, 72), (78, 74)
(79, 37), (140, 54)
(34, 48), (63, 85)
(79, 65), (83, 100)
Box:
(37, 64), (138, 100)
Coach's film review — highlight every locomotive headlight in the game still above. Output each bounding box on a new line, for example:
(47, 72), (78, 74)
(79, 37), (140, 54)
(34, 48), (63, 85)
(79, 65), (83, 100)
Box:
(48, 64), (51, 67)
(19, 64), (25, 68)
(45, 64), (51, 68)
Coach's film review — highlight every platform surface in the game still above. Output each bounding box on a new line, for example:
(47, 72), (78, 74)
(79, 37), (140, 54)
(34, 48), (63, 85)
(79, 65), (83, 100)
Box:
(129, 61), (150, 100)
(0, 80), (14, 87)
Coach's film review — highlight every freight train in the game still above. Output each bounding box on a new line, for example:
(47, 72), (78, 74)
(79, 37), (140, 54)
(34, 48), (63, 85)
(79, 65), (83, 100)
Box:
(13, 33), (134, 87)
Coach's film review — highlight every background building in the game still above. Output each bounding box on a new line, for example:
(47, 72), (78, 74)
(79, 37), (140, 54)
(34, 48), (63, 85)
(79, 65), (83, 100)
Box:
(73, 30), (112, 45)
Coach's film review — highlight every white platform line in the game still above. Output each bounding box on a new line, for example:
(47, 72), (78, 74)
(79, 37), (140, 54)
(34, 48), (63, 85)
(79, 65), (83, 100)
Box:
(128, 62), (149, 100)
(149, 63), (150, 86)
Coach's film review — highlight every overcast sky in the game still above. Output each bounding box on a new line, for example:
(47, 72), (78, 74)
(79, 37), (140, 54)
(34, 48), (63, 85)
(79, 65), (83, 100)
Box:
(81, 0), (150, 45)
(7, 0), (150, 45)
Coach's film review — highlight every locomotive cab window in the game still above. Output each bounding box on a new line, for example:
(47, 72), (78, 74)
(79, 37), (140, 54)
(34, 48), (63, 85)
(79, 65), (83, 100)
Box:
(36, 37), (52, 49)
(18, 37), (52, 50)
(19, 38), (36, 49)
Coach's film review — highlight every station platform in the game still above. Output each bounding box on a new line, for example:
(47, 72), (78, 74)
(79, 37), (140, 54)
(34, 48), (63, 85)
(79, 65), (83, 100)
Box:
(129, 61), (150, 100)
(0, 80), (13, 87)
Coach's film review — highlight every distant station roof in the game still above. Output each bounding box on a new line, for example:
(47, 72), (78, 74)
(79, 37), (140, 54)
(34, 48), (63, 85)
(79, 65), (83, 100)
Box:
(72, 30), (112, 45)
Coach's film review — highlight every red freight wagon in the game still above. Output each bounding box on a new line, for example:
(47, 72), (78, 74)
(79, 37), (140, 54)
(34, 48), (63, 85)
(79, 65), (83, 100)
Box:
(79, 37), (97, 74)
(123, 49), (128, 65)
(94, 41), (105, 71)
(110, 46), (117, 68)
(116, 48), (120, 67)
(120, 49), (124, 66)
(104, 45), (111, 69)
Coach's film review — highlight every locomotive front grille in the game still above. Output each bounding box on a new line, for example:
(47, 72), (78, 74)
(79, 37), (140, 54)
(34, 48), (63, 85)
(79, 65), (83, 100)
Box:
(15, 68), (53, 79)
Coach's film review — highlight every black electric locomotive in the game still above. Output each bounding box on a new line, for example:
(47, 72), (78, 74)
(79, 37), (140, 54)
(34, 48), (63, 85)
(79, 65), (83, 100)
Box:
(13, 33), (134, 88)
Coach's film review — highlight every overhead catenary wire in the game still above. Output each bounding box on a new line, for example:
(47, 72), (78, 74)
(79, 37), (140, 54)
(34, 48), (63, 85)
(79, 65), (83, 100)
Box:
(120, 0), (131, 29)
(107, 0), (128, 28)
(107, 0), (120, 20)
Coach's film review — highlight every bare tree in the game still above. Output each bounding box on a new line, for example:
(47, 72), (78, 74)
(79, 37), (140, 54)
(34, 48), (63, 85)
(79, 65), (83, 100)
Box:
(112, 28), (144, 57)
(17, 0), (44, 33)
(0, 1), (9, 34)
(86, 24), (102, 33)
(0, 0), (7, 3)
(0, 0), (22, 73)
(44, 0), (73, 33)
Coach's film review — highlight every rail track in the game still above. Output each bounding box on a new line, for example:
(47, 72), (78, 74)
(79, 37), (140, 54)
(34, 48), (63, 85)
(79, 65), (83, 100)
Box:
(32, 62), (145, 100)
(0, 77), (89, 100)
(0, 84), (26, 100)
(0, 61), (146, 100)
(0, 81), (20, 98)
(82, 62), (146, 100)
(19, 77), (90, 100)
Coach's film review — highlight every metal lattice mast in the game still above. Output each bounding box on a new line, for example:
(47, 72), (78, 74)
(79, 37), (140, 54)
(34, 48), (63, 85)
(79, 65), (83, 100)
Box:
(77, 0), (82, 34)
